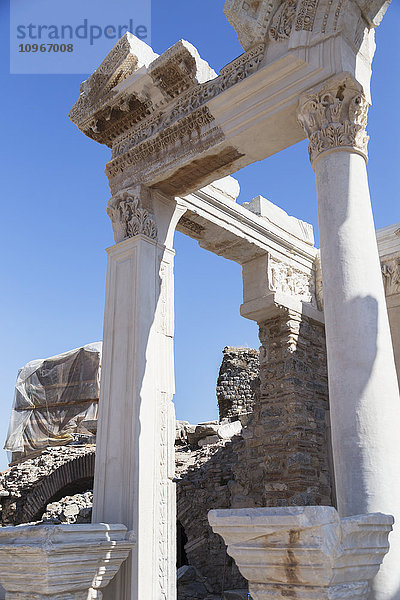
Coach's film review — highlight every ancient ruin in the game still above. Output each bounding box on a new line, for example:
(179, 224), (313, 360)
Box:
(0, 0), (399, 599)
(1, 207), (399, 599)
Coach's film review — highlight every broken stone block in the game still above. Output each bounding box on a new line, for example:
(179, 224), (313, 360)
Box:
(217, 421), (242, 440)
(198, 435), (219, 447)
(187, 423), (219, 446)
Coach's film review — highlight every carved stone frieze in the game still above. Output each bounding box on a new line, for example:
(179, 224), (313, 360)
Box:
(298, 73), (370, 164)
(295, 0), (319, 31)
(269, 0), (297, 41)
(112, 107), (215, 160)
(223, 0), (284, 50)
(106, 116), (227, 192)
(178, 216), (206, 236)
(268, 255), (316, 305)
(106, 186), (157, 243)
(382, 257), (400, 297)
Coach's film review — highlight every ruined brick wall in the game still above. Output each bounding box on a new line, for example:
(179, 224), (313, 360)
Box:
(176, 436), (247, 595)
(0, 446), (95, 525)
(216, 347), (259, 421)
(230, 310), (332, 508)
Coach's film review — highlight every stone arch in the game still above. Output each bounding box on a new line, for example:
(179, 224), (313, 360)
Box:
(22, 451), (95, 523)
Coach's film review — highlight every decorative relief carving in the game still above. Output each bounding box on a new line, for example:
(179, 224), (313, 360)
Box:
(178, 216), (206, 236)
(333, 0), (344, 31)
(107, 120), (225, 187)
(269, 0), (297, 41)
(321, 0), (333, 33)
(149, 46), (199, 100)
(382, 258), (400, 297)
(315, 251), (324, 310)
(223, 0), (279, 50)
(112, 107), (215, 160)
(158, 394), (169, 600)
(106, 187), (157, 243)
(298, 74), (369, 164)
(111, 44), (264, 159)
(295, 0), (319, 31)
(69, 35), (140, 126)
(268, 256), (316, 305)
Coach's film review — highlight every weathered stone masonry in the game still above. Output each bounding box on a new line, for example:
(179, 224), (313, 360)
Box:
(217, 347), (259, 422)
(232, 311), (331, 509)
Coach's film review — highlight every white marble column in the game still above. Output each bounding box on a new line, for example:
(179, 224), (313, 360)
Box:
(298, 73), (400, 600)
(92, 185), (185, 600)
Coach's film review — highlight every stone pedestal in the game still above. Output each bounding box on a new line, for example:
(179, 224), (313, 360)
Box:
(298, 74), (400, 600)
(0, 523), (134, 600)
(208, 506), (393, 600)
(93, 186), (185, 600)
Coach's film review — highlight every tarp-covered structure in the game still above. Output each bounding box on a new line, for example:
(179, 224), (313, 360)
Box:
(5, 343), (101, 460)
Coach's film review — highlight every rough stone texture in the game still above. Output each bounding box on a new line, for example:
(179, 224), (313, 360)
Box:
(217, 348), (259, 422)
(176, 438), (247, 595)
(0, 446), (95, 525)
(42, 491), (93, 524)
(231, 311), (332, 508)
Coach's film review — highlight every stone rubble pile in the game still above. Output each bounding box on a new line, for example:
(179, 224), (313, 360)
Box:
(42, 491), (93, 524)
(176, 419), (243, 449)
(177, 565), (248, 600)
(0, 446), (95, 525)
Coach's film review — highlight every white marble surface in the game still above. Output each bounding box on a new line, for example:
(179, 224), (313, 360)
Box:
(209, 506), (393, 600)
(0, 523), (134, 600)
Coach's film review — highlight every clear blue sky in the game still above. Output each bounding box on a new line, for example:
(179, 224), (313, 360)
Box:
(0, 1), (399, 470)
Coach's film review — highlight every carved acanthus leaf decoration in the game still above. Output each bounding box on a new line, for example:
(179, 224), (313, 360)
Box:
(298, 74), (370, 164)
(107, 187), (157, 243)
(381, 258), (400, 297)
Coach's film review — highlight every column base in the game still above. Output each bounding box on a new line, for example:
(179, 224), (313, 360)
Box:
(250, 582), (368, 600)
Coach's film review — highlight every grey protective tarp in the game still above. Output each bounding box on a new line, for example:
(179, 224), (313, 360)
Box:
(4, 342), (102, 454)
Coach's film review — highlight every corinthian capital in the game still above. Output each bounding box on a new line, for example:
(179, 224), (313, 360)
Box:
(297, 73), (370, 165)
(106, 185), (158, 243)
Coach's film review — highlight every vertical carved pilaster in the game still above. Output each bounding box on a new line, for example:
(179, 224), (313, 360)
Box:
(297, 73), (370, 164)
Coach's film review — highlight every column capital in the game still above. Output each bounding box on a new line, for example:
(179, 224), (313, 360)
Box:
(297, 73), (370, 165)
(106, 184), (158, 244)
